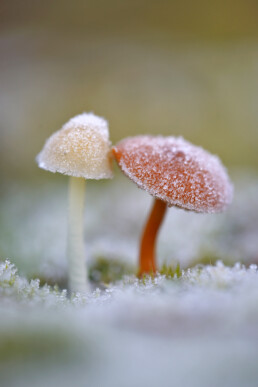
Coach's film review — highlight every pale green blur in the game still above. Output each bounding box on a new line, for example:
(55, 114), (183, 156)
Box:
(0, 0), (258, 182)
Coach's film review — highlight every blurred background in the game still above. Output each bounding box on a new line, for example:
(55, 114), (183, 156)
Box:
(1, 0), (258, 180)
(0, 0), (258, 279)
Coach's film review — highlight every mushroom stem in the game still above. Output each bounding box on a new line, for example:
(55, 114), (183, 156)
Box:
(139, 198), (167, 276)
(67, 176), (88, 293)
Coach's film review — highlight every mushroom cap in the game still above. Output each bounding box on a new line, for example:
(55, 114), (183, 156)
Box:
(113, 136), (233, 213)
(36, 113), (113, 179)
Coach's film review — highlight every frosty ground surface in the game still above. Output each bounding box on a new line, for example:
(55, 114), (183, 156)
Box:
(0, 172), (258, 387)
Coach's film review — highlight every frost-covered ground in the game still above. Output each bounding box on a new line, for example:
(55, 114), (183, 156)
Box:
(1, 260), (258, 387)
(0, 172), (258, 387)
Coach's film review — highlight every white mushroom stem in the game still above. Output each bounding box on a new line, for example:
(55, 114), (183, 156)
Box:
(67, 176), (88, 293)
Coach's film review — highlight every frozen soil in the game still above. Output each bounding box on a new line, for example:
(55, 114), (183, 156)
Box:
(0, 172), (258, 387)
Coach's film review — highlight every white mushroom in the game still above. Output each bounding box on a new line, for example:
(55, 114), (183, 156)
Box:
(36, 113), (113, 293)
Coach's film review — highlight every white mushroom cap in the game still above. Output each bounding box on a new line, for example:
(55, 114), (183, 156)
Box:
(36, 113), (113, 179)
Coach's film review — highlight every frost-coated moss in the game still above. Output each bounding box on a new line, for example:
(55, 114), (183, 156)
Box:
(1, 258), (258, 323)
(1, 259), (258, 387)
(0, 260), (68, 306)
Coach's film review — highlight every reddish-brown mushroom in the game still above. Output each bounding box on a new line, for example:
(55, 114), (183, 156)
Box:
(112, 135), (233, 276)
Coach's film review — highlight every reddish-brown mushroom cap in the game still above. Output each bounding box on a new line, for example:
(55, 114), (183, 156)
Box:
(113, 135), (233, 214)
(113, 135), (234, 276)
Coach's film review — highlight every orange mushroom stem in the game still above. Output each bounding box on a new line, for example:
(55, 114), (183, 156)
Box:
(139, 198), (167, 276)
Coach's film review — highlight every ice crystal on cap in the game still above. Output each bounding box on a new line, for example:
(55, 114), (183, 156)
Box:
(113, 136), (233, 213)
(37, 113), (113, 179)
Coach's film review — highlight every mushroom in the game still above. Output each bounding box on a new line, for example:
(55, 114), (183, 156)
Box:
(36, 113), (113, 293)
(112, 135), (233, 276)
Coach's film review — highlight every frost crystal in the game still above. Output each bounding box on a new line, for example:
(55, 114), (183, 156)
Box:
(36, 113), (113, 179)
(0, 260), (68, 306)
(113, 136), (233, 213)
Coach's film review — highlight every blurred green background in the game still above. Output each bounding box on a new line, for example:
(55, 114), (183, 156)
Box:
(1, 0), (258, 182)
